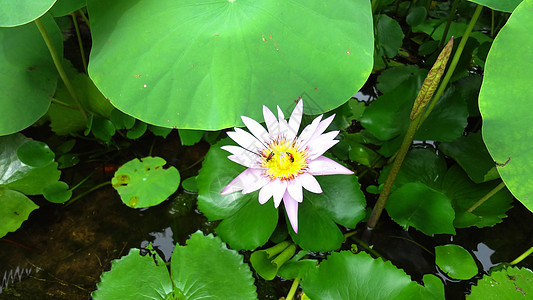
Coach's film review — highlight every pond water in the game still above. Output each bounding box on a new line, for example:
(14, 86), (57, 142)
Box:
(0, 132), (532, 299)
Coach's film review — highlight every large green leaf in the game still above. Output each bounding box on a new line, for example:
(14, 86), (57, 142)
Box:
(468, 0), (523, 12)
(301, 251), (444, 299)
(87, 0), (373, 130)
(112, 156), (180, 208)
(468, 267), (533, 299)
(92, 248), (173, 299)
(171, 232), (257, 299)
(0, 14), (61, 135)
(0, 188), (39, 238)
(435, 244), (478, 280)
(479, 0), (533, 212)
(0, 0), (57, 27)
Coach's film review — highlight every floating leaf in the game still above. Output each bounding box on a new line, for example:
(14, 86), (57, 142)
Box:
(92, 248), (173, 299)
(386, 182), (456, 235)
(478, 0), (533, 213)
(112, 156), (180, 208)
(43, 181), (72, 203)
(435, 244), (478, 280)
(0, 14), (61, 135)
(0, 0), (57, 27)
(87, 0), (373, 130)
(179, 129), (204, 146)
(181, 177), (198, 193)
(302, 251), (444, 299)
(375, 14), (404, 58)
(16, 140), (55, 167)
(126, 120), (147, 139)
(439, 132), (499, 183)
(468, 267), (533, 299)
(171, 232), (257, 299)
(0, 188), (39, 238)
(110, 108), (135, 130)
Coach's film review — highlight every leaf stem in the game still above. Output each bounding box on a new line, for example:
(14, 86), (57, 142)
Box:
(66, 181), (111, 205)
(420, 4), (483, 125)
(34, 17), (88, 122)
(286, 277), (301, 300)
(71, 12), (88, 74)
(466, 181), (506, 213)
(510, 246), (533, 265)
(439, 0), (459, 48)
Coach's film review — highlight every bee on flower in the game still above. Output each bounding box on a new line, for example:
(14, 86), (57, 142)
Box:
(221, 99), (353, 233)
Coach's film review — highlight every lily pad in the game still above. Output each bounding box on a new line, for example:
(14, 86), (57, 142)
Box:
(0, 13), (61, 135)
(87, 0), (373, 130)
(301, 251), (444, 299)
(92, 247), (173, 299)
(0, 188), (39, 238)
(0, 0), (56, 27)
(43, 181), (72, 204)
(170, 232), (257, 299)
(435, 244), (478, 280)
(478, 0), (533, 213)
(112, 156), (180, 208)
(16, 140), (55, 167)
(468, 267), (533, 299)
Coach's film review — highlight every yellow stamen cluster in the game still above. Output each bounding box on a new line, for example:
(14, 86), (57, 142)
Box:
(261, 138), (308, 180)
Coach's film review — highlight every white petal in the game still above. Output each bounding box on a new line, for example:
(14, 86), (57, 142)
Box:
(308, 156), (354, 175)
(283, 191), (300, 233)
(297, 115), (323, 148)
(221, 168), (262, 195)
(287, 180), (303, 203)
(263, 105), (279, 137)
(312, 114), (336, 139)
(298, 173), (323, 194)
(227, 128), (263, 153)
(272, 179), (287, 208)
(277, 106), (290, 138)
(241, 116), (270, 144)
(258, 181), (275, 204)
(227, 154), (257, 168)
(306, 131), (340, 159)
(287, 100), (303, 140)
(242, 173), (270, 194)
(220, 145), (247, 156)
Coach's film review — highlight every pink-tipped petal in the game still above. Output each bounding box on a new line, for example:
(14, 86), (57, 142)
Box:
(298, 173), (323, 193)
(287, 100), (303, 140)
(297, 115), (323, 148)
(287, 180), (303, 203)
(308, 156), (354, 175)
(241, 116), (270, 144)
(263, 105), (279, 137)
(306, 131), (340, 159)
(242, 173), (270, 194)
(221, 168), (262, 195)
(227, 128), (264, 153)
(283, 192), (299, 233)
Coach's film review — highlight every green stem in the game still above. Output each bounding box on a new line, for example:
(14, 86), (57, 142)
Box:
(66, 181), (111, 205)
(286, 278), (301, 300)
(349, 235), (382, 258)
(51, 98), (78, 110)
(71, 13), (88, 74)
(439, 0), (459, 48)
(34, 17), (88, 122)
(420, 4), (483, 125)
(467, 182), (506, 213)
(367, 116), (422, 228)
(77, 9), (91, 30)
(68, 170), (98, 192)
(510, 246), (533, 265)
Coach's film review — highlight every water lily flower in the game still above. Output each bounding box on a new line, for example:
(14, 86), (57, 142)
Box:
(221, 100), (353, 233)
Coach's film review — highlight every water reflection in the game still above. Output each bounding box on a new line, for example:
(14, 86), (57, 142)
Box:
(142, 226), (175, 262)
(473, 242), (496, 273)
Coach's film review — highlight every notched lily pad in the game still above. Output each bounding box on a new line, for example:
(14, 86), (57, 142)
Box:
(468, 266), (533, 299)
(112, 156), (180, 208)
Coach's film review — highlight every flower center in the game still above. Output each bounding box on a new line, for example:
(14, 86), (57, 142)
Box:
(261, 138), (308, 180)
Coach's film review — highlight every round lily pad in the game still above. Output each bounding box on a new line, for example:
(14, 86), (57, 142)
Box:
(0, 0), (56, 27)
(112, 156), (180, 208)
(435, 244), (478, 280)
(16, 139), (55, 167)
